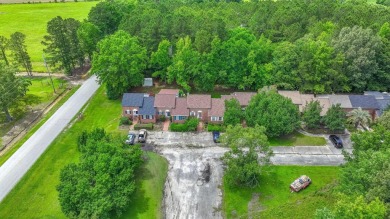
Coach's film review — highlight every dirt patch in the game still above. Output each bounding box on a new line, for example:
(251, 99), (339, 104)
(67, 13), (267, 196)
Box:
(247, 193), (266, 219)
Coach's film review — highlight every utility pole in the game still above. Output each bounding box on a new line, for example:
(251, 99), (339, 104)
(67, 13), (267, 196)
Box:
(42, 53), (56, 94)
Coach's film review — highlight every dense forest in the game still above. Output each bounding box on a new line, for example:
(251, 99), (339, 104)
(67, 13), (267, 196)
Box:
(40, 0), (390, 98)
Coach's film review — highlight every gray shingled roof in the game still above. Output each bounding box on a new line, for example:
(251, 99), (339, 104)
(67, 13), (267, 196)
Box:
(349, 95), (379, 109)
(139, 97), (156, 115)
(329, 95), (352, 108)
(122, 93), (144, 107)
(377, 99), (390, 116)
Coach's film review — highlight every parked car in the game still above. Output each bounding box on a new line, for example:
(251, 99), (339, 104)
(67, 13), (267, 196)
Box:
(329, 135), (343, 148)
(125, 133), (136, 145)
(212, 131), (220, 143)
(290, 175), (311, 192)
(138, 129), (147, 143)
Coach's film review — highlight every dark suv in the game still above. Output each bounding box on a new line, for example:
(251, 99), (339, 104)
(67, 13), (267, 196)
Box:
(212, 131), (220, 143)
(329, 135), (343, 148)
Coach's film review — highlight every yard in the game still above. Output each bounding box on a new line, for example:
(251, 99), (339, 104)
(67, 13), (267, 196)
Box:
(0, 87), (168, 219)
(269, 131), (326, 146)
(0, 2), (97, 72)
(223, 166), (340, 219)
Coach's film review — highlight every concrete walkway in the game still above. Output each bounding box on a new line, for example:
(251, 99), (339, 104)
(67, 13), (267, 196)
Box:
(0, 75), (100, 202)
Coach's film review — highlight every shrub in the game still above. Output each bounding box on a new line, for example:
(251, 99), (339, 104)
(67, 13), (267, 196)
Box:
(134, 123), (153, 130)
(119, 116), (131, 125)
(207, 124), (224, 132)
(170, 118), (199, 132)
(186, 118), (199, 131)
(159, 115), (166, 122)
(170, 123), (189, 132)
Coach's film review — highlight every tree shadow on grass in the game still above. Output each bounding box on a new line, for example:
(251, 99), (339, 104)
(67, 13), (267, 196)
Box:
(117, 165), (154, 218)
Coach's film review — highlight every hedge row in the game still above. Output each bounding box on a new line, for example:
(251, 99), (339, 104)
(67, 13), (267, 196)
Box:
(170, 118), (199, 132)
(134, 123), (154, 130)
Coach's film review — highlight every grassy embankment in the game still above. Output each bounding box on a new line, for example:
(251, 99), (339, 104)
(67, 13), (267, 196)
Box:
(0, 2), (97, 72)
(0, 81), (76, 166)
(223, 166), (340, 219)
(269, 132), (326, 146)
(0, 77), (68, 146)
(0, 87), (168, 219)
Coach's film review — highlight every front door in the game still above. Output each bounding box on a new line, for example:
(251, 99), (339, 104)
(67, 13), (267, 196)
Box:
(197, 111), (202, 119)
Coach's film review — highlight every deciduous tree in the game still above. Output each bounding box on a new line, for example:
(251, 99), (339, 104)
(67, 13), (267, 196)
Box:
(302, 100), (322, 129)
(42, 16), (83, 75)
(57, 128), (143, 219)
(9, 32), (32, 76)
(77, 22), (101, 61)
(221, 125), (272, 188)
(332, 26), (382, 92)
(150, 39), (172, 82)
(0, 36), (9, 65)
(0, 64), (31, 122)
(223, 98), (243, 126)
(92, 30), (147, 99)
(245, 91), (299, 137)
(323, 104), (346, 132)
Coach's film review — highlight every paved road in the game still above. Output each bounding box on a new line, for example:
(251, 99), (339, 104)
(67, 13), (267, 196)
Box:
(0, 75), (100, 202)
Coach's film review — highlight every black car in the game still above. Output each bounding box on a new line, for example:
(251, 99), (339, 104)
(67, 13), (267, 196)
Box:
(212, 131), (220, 143)
(125, 133), (136, 145)
(329, 135), (343, 148)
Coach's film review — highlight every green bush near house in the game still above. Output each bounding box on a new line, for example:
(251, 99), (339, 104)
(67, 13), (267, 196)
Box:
(170, 123), (189, 132)
(207, 124), (225, 132)
(158, 115), (166, 122)
(170, 118), (199, 132)
(119, 116), (132, 126)
(134, 123), (154, 130)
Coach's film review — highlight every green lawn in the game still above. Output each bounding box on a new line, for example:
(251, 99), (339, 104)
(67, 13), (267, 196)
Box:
(0, 77), (68, 144)
(0, 87), (168, 219)
(223, 166), (340, 219)
(26, 77), (68, 104)
(0, 2), (97, 72)
(119, 152), (168, 219)
(269, 132), (326, 146)
(0, 85), (78, 166)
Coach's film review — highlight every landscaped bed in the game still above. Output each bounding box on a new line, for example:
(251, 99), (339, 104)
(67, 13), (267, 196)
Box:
(269, 131), (326, 146)
(223, 166), (340, 219)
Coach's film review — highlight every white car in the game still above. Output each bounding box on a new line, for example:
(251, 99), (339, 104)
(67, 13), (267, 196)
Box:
(138, 129), (147, 143)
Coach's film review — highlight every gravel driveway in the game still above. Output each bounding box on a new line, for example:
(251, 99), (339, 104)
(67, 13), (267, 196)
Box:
(147, 131), (349, 219)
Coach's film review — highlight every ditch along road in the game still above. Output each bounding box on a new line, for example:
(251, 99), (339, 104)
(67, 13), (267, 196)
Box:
(0, 75), (100, 202)
(147, 131), (349, 219)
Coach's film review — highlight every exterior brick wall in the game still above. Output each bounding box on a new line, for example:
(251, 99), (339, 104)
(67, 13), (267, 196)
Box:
(188, 108), (209, 121)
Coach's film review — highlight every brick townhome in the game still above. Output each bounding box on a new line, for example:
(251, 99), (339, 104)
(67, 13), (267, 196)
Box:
(187, 94), (212, 121)
(122, 93), (156, 123)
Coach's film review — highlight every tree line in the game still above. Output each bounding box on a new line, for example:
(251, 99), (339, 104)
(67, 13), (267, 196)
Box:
(38, 0), (390, 99)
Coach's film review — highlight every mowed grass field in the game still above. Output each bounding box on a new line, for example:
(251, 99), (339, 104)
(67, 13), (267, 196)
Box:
(223, 166), (340, 219)
(0, 2), (97, 72)
(0, 87), (168, 218)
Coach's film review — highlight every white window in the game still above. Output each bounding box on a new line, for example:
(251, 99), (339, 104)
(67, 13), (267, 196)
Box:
(174, 116), (187, 120)
(125, 110), (131, 114)
(165, 110), (171, 117)
(211, 116), (223, 121)
(190, 111), (196, 116)
(158, 110), (163, 115)
(142, 115), (154, 119)
(133, 109), (138, 115)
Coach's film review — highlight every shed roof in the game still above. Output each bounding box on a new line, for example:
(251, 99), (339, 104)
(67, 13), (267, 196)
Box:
(139, 97), (156, 115)
(143, 78), (153, 87)
(154, 94), (176, 108)
(187, 94), (211, 109)
(122, 93), (144, 107)
(349, 95), (379, 109)
(209, 98), (225, 117)
(172, 98), (189, 116)
(159, 89), (180, 95)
